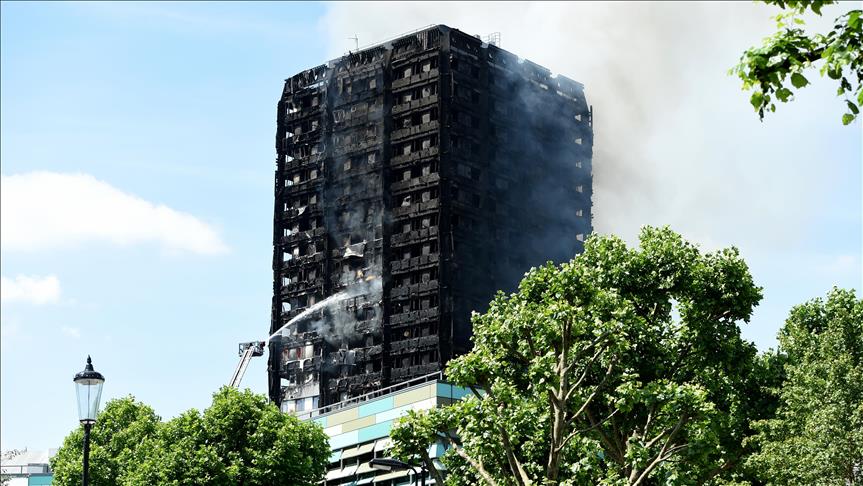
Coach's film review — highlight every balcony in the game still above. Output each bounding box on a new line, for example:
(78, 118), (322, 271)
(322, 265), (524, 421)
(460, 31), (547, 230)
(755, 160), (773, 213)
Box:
(280, 227), (326, 245)
(391, 121), (439, 142)
(390, 173), (440, 193)
(392, 199), (439, 218)
(280, 252), (325, 270)
(390, 253), (439, 273)
(280, 278), (325, 297)
(390, 226), (439, 246)
(388, 307), (440, 326)
(390, 146), (439, 167)
(281, 204), (323, 221)
(390, 280), (440, 298)
(389, 335), (439, 354)
(390, 363), (441, 381)
(391, 94), (438, 115)
(391, 68), (439, 90)
(333, 138), (381, 158)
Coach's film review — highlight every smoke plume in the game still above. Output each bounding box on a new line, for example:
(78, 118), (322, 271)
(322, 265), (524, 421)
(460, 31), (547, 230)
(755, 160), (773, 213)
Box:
(320, 2), (858, 252)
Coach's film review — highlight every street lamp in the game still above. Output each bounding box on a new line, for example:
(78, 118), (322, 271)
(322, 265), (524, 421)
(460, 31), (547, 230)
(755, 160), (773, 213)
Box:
(370, 457), (425, 486)
(73, 356), (105, 486)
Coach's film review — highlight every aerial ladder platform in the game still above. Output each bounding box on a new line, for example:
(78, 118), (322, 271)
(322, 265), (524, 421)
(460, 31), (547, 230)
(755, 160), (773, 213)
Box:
(229, 341), (266, 388)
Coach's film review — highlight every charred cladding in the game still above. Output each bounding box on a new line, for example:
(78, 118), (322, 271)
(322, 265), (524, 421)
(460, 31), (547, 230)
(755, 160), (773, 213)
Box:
(270, 25), (593, 411)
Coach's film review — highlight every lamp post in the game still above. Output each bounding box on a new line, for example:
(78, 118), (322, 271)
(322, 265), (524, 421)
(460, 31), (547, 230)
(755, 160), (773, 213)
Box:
(73, 356), (105, 486)
(370, 457), (426, 486)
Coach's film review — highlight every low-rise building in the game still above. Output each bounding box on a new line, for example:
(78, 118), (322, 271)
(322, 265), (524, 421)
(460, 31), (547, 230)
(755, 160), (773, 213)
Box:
(0, 449), (56, 486)
(299, 372), (469, 485)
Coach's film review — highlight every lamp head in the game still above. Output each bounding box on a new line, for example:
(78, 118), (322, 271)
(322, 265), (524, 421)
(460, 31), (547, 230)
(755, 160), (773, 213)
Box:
(73, 356), (105, 424)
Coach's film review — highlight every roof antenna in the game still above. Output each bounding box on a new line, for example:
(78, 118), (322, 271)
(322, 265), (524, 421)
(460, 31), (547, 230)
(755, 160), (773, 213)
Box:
(348, 35), (359, 51)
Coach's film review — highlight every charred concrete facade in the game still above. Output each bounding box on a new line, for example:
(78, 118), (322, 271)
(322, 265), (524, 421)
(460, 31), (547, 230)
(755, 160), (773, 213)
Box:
(270, 25), (593, 411)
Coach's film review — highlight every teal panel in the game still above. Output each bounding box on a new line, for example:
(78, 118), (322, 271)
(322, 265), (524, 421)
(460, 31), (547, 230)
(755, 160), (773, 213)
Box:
(357, 419), (392, 442)
(375, 403), (411, 423)
(429, 441), (446, 458)
(358, 396), (394, 418)
(329, 450), (342, 463)
(436, 383), (472, 400)
(329, 430), (359, 450)
(314, 416), (328, 428)
(28, 475), (53, 486)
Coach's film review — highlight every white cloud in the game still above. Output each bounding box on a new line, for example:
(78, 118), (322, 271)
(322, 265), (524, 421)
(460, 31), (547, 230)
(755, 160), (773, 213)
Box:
(1, 172), (229, 255)
(0, 275), (61, 305)
(60, 326), (81, 339)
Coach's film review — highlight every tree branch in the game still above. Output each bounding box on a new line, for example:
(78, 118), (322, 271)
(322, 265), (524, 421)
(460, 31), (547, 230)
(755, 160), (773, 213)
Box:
(555, 409), (619, 453)
(566, 358), (616, 425)
(564, 344), (610, 402)
(444, 431), (500, 486)
(631, 414), (691, 486)
(645, 413), (687, 450)
(420, 448), (447, 486)
(586, 407), (625, 465)
(479, 382), (532, 486)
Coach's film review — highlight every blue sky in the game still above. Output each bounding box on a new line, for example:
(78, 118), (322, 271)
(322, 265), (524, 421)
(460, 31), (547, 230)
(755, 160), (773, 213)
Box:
(2, 2), (860, 451)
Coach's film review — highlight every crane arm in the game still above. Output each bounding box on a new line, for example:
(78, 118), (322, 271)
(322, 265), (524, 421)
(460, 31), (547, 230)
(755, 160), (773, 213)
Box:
(229, 341), (265, 388)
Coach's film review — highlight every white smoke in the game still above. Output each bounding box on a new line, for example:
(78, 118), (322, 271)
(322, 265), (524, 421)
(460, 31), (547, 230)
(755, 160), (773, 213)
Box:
(307, 275), (383, 347)
(321, 2), (859, 252)
(270, 275), (382, 345)
(320, 2), (862, 350)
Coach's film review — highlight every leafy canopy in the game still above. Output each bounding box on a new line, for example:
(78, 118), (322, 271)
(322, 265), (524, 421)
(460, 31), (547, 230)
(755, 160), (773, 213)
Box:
(731, 0), (862, 125)
(390, 227), (776, 486)
(50, 387), (329, 486)
(50, 396), (160, 486)
(746, 288), (863, 484)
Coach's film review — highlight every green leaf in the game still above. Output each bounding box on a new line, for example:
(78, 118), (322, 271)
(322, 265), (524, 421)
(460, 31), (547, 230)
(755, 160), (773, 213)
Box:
(776, 87), (793, 102)
(750, 91), (765, 110)
(848, 11), (860, 29)
(747, 289), (863, 484)
(391, 227), (770, 485)
(842, 113), (855, 125)
(847, 101), (859, 115)
(790, 73), (809, 88)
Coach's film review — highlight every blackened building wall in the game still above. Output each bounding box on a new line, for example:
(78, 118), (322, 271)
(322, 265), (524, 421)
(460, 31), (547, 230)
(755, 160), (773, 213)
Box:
(270, 25), (593, 411)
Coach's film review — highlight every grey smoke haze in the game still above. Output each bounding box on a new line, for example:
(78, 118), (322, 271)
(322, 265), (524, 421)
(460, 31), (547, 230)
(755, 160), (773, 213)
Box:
(321, 2), (862, 348)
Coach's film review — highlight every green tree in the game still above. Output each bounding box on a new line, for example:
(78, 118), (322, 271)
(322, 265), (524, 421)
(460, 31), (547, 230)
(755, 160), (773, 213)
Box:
(390, 227), (778, 485)
(51, 388), (329, 486)
(50, 396), (160, 486)
(731, 0), (862, 125)
(746, 288), (863, 484)
(126, 387), (330, 486)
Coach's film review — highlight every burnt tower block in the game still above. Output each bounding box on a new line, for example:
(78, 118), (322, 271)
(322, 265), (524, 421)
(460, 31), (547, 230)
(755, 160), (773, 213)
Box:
(270, 25), (593, 410)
